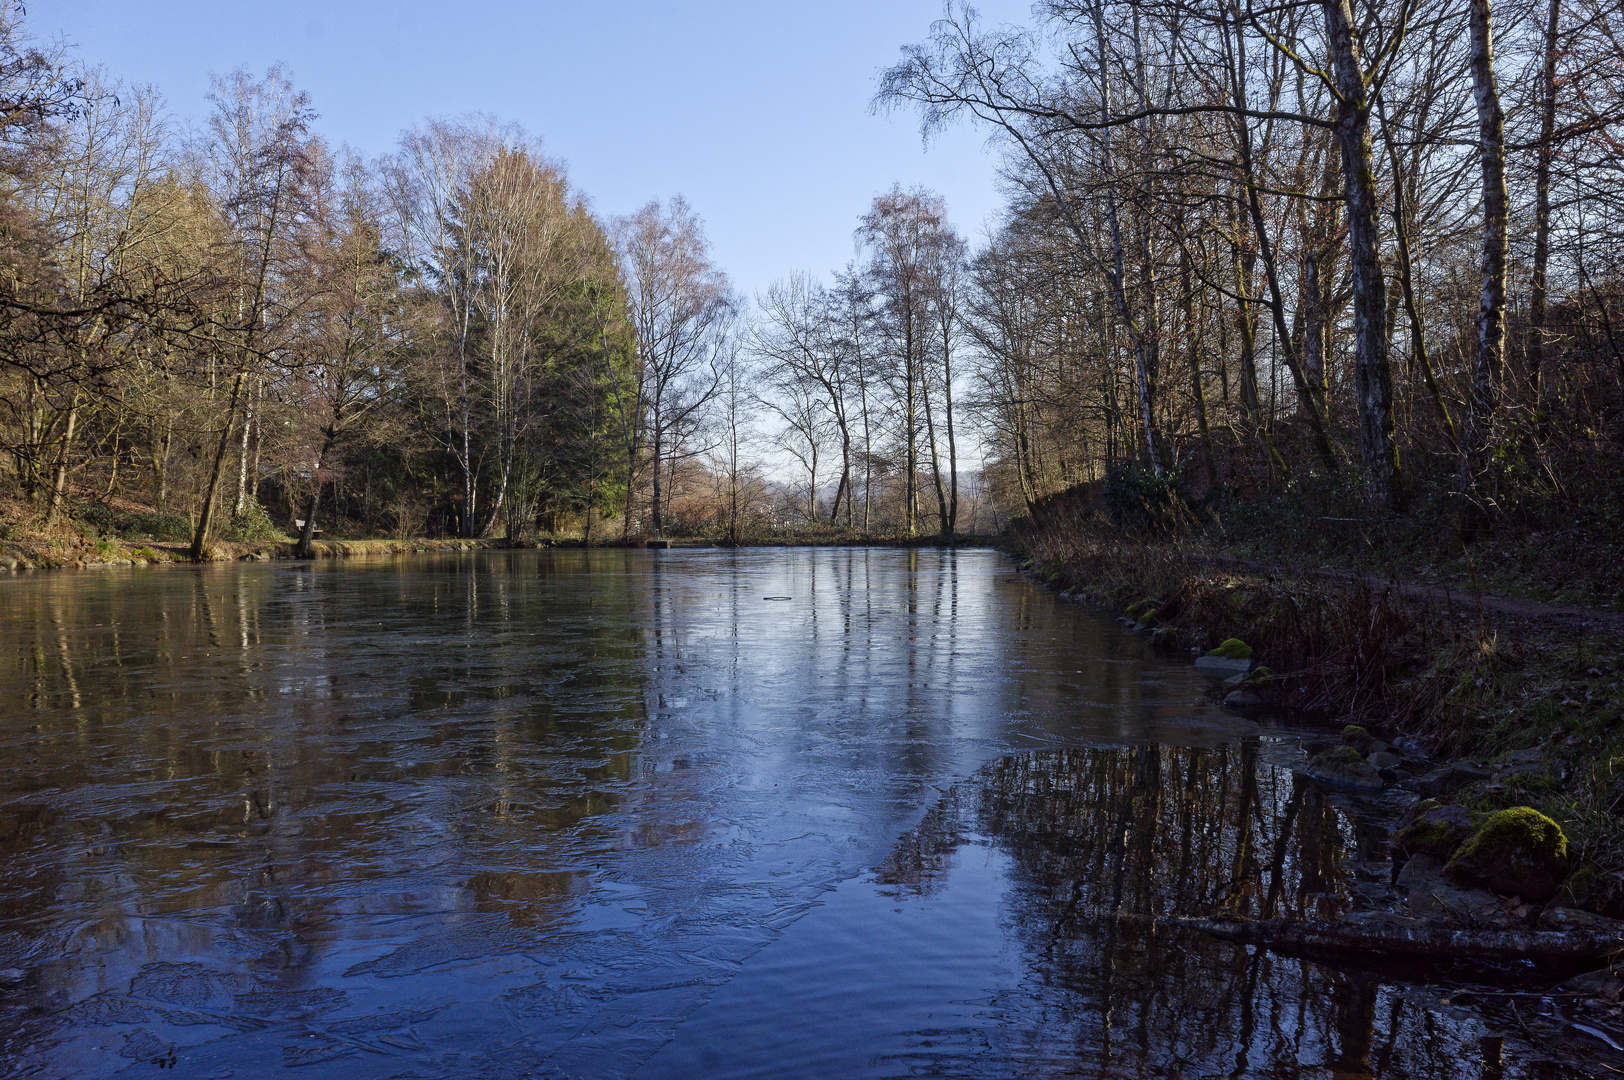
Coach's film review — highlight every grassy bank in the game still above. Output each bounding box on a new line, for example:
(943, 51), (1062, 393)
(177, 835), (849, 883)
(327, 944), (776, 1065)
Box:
(0, 493), (997, 570)
(0, 495), (510, 569)
(1004, 515), (1624, 916)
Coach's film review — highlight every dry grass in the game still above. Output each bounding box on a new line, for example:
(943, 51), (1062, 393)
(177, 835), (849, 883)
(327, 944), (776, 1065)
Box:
(1012, 515), (1446, 728)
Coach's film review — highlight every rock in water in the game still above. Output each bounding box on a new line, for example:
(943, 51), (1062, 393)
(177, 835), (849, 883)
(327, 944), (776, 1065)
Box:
(1341, 724), (1384, 754)
(1195, 654), (1252, 679)
(1195, 638), (1253, 679)
(1302, 746), (1384, 792)
(1539, 908), (1624, 934)
(1411, 762), (1492, 797)
(1392, 803), (1477, 864)
(1397, 854), (1525, 927)
(1445, 806), (1570, 903)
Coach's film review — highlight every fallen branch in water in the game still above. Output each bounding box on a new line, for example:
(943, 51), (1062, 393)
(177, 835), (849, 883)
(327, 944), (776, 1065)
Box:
(1165, 914), (1624, 971)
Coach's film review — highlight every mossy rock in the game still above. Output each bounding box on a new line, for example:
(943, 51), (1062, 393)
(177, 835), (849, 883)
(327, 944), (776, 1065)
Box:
(1136, 608), (1160, 626)
(1562, 865), (1600, 909)
(1303, 745), (1383, 792)
(1341, 724), (1384, 755)
(1392, 803), (1477, 864)
(1234, 665), (1275, 689)
(1445, 806), (1570, 903)
(1206, 638), (1253, 661)
(1125, 600), (1151, 619)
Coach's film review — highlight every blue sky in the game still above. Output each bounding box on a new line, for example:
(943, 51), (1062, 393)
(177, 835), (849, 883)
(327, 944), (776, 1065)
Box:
(39, 1), (1035, 300)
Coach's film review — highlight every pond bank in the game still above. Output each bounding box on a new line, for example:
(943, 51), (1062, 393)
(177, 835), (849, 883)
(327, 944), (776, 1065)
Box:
(1003, 520), (1624, 994)
(0, 529), (999, 572)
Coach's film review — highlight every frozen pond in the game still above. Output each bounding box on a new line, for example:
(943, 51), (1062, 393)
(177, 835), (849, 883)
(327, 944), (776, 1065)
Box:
(0, 548), (1592, 1077)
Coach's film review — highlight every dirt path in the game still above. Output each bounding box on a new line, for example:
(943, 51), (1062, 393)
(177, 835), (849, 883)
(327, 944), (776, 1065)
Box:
(1194, 554), (1624, 635)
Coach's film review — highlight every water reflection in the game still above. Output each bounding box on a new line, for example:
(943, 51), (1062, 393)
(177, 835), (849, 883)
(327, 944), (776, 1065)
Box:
(965, 747), (1482, 1078)
(649, 746), (1586, 1079)
(0, 549), (1593, 1077)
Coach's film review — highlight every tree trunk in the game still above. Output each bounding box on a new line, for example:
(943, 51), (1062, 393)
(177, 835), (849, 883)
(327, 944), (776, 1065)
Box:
(650, 410), (664, 538)
(904, 316), (919, 535)
(1323, 0), (1404, 510)
(1377, 94), (1458, 449)
(153, 419), (173, 512)
(1223, 13), (1339, 475)
(1181, 248), (1220, 497)
(1529, 0), (1560, 422)
(942, 335), (959, 533)
(296, 426), (338, 558)
(1460, 0), (1509, 517)
(102, 404), (126, 501)
(831, 431), (852, 527)
(245, 385), (264, 513)
(922, 363), (949, 533)
(190, 373), (245, 560)
(233, 377), (256, 517)
(1235, 243), (1288, 477)
(1090, 0), (1162, 475)
(44, 395), (80, 525)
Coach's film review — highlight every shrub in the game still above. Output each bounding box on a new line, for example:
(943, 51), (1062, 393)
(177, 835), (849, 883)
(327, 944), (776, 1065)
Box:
(1104, 461), (1188, 534)
(223, 501), (285, 543)
(122, 512), (191, 543)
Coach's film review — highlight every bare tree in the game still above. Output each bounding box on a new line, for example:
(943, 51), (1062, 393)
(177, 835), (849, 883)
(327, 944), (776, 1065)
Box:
(291, 148), (405, 556)
(190, 65), (315, 559)
(614, 195), (733, 538)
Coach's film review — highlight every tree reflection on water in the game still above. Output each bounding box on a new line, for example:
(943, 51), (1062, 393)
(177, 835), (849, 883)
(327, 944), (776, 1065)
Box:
(879, 744), (1590, 1079)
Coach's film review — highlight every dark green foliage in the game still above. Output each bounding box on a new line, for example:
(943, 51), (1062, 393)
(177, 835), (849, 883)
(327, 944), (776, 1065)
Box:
(223, 502), (284, 543)
(1104, 462), (1185, 534)
(75, 503), (191, 543)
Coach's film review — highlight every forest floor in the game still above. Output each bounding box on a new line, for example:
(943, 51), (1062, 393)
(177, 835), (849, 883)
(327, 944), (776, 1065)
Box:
(1192, 552), (1624, 635)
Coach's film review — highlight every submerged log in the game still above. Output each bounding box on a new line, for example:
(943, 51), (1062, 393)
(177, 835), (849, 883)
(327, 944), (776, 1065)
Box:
(1167, 913), (1624, 971)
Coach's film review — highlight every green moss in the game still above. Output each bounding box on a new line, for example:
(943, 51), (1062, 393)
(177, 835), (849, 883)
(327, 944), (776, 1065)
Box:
(1236, 665), (1275, 688)
(1403, 819), (1452, 848)
(1459, 807), (1567, 863)
(1138, 608), (1160, 625)
(1560, 865), (1600, 908)
(1393, 805), (1477, 862)
(1446, 806), (1570, 902)
(1342, 724), (1368, 743)
(1206, 638), (1253, 660)
(1304, 745), (1384, 791)
(1125, 600), (1151, 619)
